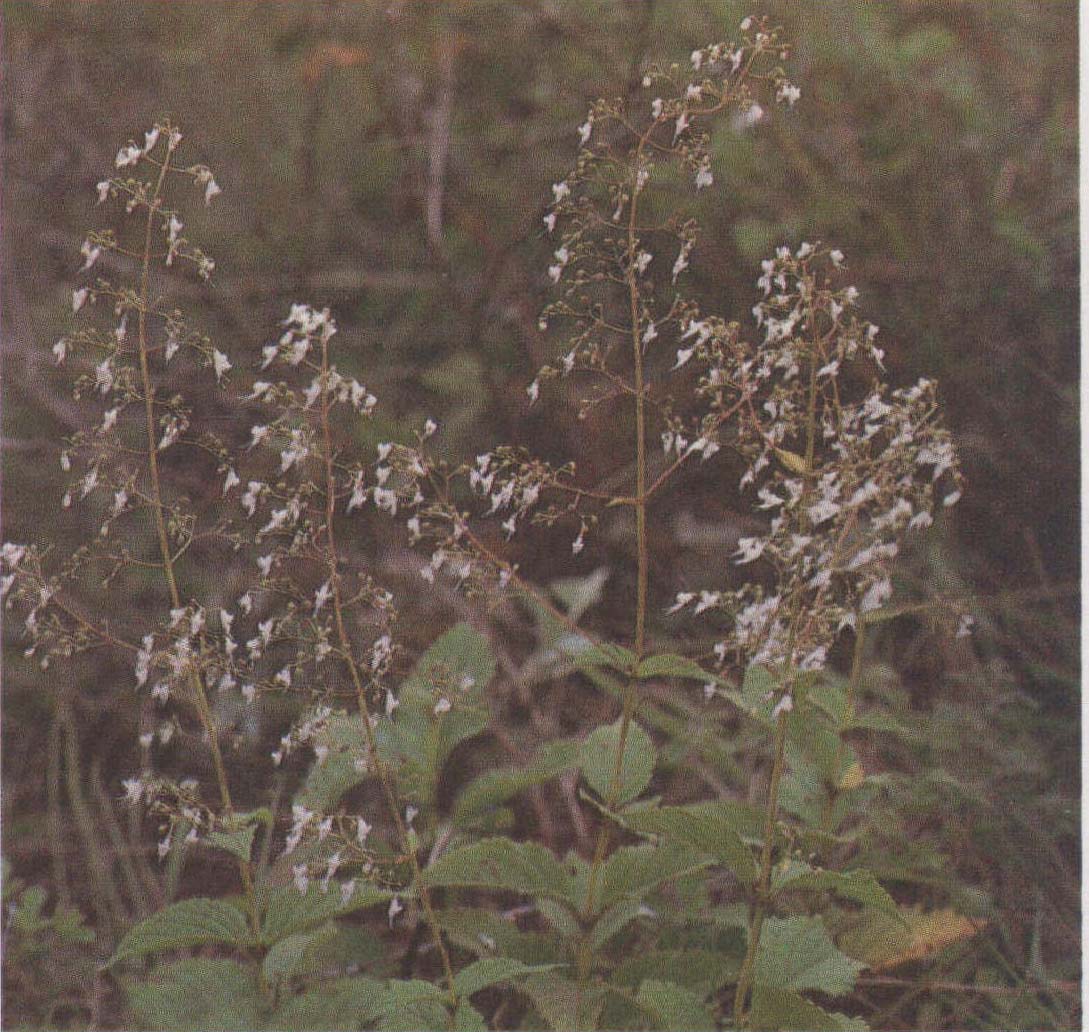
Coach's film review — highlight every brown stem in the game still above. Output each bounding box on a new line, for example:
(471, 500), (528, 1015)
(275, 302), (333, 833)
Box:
(133, 147), (259, 936)
(574, 119), (655, 1031)
(318, 338), (458, 1022)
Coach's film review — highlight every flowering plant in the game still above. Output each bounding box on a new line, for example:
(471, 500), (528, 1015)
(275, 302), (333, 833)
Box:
(4, 16), (969, 1032)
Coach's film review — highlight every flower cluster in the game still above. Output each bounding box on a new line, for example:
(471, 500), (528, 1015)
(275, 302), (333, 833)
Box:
(666, 244), (962, 698)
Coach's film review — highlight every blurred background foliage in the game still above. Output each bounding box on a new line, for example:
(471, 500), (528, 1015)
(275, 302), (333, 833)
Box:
(1, 1), (1078, 1029)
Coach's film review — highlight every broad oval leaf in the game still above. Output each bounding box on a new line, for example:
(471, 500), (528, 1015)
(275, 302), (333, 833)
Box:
(754, 916), (864, 996)
(124, 958), (261, 1032)
(261, 880), (389, 946)
(109, 898), (253, 967)
(580, 717), (655, 806)
(421, 837), (576, 907)
(452, 957), (562, 997)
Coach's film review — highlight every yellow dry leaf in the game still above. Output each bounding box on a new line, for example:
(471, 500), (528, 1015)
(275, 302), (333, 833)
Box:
(839, 760), (865, 791)
(872, 908), (986, 971)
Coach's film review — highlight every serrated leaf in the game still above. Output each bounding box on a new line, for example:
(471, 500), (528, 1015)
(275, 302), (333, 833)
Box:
(204, 824), (257, 863)
(521, 972), (603, 1032)
(750, 987), (869, 1031)
(421, 837), (575, 906)
(376, 979), (450, 1032)
(622, 803), (759, 886)
(754, 917), (864, 996)
(270, 975), (387, 1030)
(580, 718), (655, 805)
(635, 979), (715, 1031)
(635, 653), (712, 681)
(124, 959), (261, 1031)
(854, 907), (986, 971)
(453, 957), (562, 997)
(261, 881), (389, 945)
(263, 921), (338, 984)
(388, 623), (497, 808)
(109, 898), (253, 966)
(616, 947), (740, 994)
(772, 861), (900, 917)
(597, 842), (710, 912)
(438, 907), (565, 964)
(453, 738), (581, 825)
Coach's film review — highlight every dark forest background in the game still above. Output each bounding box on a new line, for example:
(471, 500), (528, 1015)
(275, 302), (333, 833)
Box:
(1, 2), (1079, 1029)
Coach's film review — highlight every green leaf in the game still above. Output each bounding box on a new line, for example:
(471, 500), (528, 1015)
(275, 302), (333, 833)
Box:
(109, 898), (253, 966)
(751, 987), (869, 1031)
(261, 881), (389, 945)
(270, 975), (387, 1030)
(754, 917), (864, 996)
(387, 622), (497, 808)
(580, 717), (655, 805)
(421, 837), (575, 906)
(597, 842), (710, 912)
(203, 824), (257, 863)
(520, 972), (603, 1032)
(452, 957), (562, 997)
(453, 738), (581, 825)
(263, 921), (338, 984)
(635, 653), (712, 681)
(438, 907), (565, 965)
(772, 861), (901, 917)
(376, 979), (450, 1032)
(635, 979), (715, 1031)
(622, 803), (760, 885)
(615, 948), (739, 994)
(124, 959), (261, 1032)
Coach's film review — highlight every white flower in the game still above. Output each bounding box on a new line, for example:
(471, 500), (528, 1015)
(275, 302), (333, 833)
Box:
(691, 49), (703, 70)
(685, 84), (702, 101)
(667, 592), (695, 614)
(526, 379), (540, 404)
(222, 468), (240, 494)
(651, 97), (664, 119)
(956, 614), (975, 639)
(72, 288), (89, 313)
(695, 163), (713, 190)
(212, 349), (231, 381)
(422, 418), (438, 439)
(860, 577), (892, 614)
(733, 536), (766, 564)
(943, 489), (962, 507)
(830, 249), (845, 267)
(293, 864), (310, 894)
(433, 696), (451, 715)
(671, 244), (691, 283)
(96, 180), (111, 204)
(578, 117), (593, 145)
(80, 239), (102, 271)
(373, 487), (397, 515)
(551, 182), (570, 203)
(313, 580), (332, 615)
(115, 144), (142, 168)
(257, 554), (274, 577)
(777, 82), (801, 107)
(673, 111), (689, 143)
(340, 879), (356, 906)
(771, 694), (794, 719)
(52, 338), (67, 364)
(543, 212), (557, 233)
(740, 16), (753, 30)
(388, 896), (404, 927)
(672, 347), (695, 371)
(204, 178), (222, 205)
